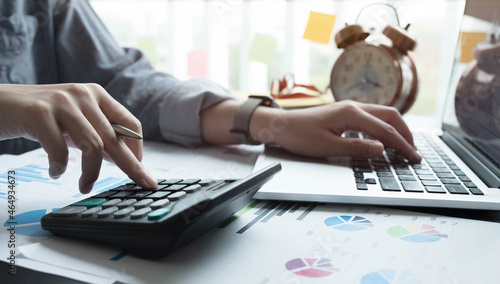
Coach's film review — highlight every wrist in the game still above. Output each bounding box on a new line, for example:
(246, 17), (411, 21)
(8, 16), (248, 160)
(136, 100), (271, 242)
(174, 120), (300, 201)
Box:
(249, 106), (289, 145)
(230, 95), (281, 145)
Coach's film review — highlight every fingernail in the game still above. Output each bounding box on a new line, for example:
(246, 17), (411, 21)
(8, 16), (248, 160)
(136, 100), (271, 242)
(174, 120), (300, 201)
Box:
(82, 183), (94, 194)
(410, 151), (422, 162)
(142, 168), (157, 188)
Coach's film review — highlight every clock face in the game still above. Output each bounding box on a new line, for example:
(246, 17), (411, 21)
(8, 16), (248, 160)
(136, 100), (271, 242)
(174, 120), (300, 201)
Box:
(331, 44), (399, 105)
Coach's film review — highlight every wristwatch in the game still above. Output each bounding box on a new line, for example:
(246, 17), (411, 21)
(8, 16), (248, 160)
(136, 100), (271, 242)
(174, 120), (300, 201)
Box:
(230, 95), (280, 145)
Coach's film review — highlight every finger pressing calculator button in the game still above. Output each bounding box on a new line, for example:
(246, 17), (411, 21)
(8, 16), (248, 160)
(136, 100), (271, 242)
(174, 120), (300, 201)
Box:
(168, 191), (187, 201)
(148, 208), (171, 220)
(80, 207), (102, 218)
(130, 207), (152, 219)
(134, 199), (153, 209)
(72, 198), (107, 208)
(52, 206), (87, 217)
(114, 207), (135, 219)
(150, 199), (170, 210)
(97, 207), (119, 218)
(117, 199), (137, 209)
(102, 199), (121, 209)
(184, 184), (201, 193)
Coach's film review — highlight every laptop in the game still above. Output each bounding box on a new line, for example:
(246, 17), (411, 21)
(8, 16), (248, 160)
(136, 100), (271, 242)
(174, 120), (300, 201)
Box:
(253, 0), (500, 210)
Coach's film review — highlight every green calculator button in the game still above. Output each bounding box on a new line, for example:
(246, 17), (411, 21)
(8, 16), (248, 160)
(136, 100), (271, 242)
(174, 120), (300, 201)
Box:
(148, 208), (170, 220)
(73, 198), (107, 208)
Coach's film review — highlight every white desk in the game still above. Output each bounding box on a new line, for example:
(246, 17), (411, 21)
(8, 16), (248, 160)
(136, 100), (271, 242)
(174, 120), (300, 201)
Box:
(1, 141), (500, 283)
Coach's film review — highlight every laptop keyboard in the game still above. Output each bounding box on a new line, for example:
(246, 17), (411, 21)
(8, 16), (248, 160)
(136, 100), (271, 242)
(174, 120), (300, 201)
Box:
(348, 132), (484, 195)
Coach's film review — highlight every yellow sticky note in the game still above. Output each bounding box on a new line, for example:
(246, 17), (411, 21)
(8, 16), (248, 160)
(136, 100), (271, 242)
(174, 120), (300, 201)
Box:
(460, 32), (487, 63)
(303, 11), (336, 44)
(248, 33), (278, 65)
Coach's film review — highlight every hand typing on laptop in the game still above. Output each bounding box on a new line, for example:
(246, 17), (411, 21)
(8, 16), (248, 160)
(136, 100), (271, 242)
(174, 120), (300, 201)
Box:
(201, 99), (422, 163)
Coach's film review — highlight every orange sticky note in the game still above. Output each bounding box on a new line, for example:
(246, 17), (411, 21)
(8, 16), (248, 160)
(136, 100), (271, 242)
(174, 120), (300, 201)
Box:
(188, 50), (208, 77)
(303, 11), (336, 44)
(460, 32), (487, 63)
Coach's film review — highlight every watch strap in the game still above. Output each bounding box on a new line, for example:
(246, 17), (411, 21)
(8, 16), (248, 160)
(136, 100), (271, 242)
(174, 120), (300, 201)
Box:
(230, 96), (279, 145)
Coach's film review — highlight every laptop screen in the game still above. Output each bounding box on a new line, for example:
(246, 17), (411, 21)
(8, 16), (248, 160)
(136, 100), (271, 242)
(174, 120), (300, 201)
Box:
(442, 0), (500, 180)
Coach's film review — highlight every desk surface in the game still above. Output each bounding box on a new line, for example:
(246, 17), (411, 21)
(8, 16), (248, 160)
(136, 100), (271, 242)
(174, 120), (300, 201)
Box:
(2, 141), (500, 283)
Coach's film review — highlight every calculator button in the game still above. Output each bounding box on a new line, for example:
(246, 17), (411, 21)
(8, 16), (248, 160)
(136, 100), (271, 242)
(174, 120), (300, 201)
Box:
(168, 191), (187, 201)
(110, 184), (134, 191)
(148, 208), (171, 220)
(80, 207), (102, 218)
(134, 199), (153, 209)
(102, 199), (121, 209)
(199, 178), (214, 186)
(108, 191), (134, 199)
(184, 184), (201, 193)
(152, 185), (170, 191)
(150, 199), (170, 210)
(159, 179), (182, 185)
(128, 185), (145, 190)
(147, 191), (170, 200)
(72, 198), (107, 208)
(97, 206), (119, 218)
(117, 199), (137, 209)
(130, 207), (152, 219)
(52, 206), (86, 217)
(164, 185), (186, 191)
(114, 207), (135, 219)
(127, 191), (153, 199)
(92, 191), (116, 199)
(178, 179), (201, 185)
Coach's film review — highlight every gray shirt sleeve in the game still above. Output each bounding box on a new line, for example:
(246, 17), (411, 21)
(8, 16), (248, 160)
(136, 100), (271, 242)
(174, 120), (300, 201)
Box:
(53, 0), (236, 147)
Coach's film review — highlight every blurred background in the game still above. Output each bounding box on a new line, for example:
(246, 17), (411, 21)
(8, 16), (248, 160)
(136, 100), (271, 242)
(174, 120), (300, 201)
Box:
(89, 0), (465, 117)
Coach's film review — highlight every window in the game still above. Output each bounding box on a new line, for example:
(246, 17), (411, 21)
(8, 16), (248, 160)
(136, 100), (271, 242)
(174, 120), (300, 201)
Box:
(90, 0), (464, 116)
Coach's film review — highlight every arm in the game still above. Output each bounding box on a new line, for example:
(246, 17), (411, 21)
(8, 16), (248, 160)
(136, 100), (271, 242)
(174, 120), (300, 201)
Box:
(200, 99), (422, 162)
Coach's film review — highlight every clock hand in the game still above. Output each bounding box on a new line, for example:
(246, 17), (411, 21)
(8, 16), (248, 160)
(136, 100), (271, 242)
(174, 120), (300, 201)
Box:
(365, 77), (383, 88)
(343, 81), (364, 93)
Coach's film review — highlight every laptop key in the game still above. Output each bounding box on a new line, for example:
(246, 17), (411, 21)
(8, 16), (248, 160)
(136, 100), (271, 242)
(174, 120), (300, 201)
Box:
(379, 177), (401, 191)
(356, 183), (368, 190)
(464, 182), (477, 188)
(441, 178), (460, 184)
(401, 181), (424, 192)
(469, 188), (484, 195)
(421, 180), (441, 186)
(425, 186), (446, 193)
(398, 175), (416, 181)
(445, 184), (469, 194)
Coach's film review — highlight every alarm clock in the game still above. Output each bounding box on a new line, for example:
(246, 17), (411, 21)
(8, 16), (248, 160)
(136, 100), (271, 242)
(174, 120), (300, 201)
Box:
(330, 23), (418, 114)
(455, 33), (500, 141)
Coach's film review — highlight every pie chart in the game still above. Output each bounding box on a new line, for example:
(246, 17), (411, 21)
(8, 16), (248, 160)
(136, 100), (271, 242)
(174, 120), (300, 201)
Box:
(285, 257), (338, 278)
(3, 209), (56, 237)
(387, 224), (448, 243)
(324, 215), (373, 231)
(361, 269), (421, 284)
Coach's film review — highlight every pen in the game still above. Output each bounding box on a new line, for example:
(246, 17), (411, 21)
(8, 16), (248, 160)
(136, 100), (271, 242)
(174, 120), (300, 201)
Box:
(111, 124), (143, 140)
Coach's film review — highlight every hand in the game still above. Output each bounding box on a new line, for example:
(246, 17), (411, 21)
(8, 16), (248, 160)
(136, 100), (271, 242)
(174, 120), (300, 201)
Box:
(0, 83), (157, 193)
(250, 100), (422, 162)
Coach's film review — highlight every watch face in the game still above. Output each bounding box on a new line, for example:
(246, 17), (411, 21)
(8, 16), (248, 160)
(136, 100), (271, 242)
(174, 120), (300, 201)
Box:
(331, 43), (399, 105)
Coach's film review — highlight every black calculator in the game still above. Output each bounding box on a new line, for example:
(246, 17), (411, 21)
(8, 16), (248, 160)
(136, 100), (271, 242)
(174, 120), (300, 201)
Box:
(41, 162), (281, 258)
